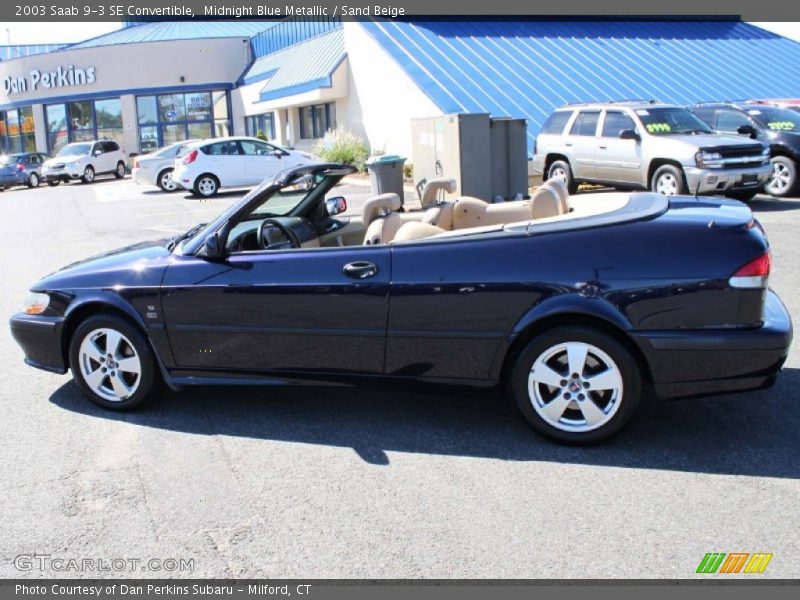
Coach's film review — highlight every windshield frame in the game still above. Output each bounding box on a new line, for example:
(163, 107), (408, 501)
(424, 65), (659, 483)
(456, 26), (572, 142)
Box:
(179, 163), (355, 256)
(635, 106), (714, 136)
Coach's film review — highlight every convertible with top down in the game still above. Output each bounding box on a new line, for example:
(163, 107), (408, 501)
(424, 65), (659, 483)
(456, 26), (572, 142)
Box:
(9, 163), (792, 443)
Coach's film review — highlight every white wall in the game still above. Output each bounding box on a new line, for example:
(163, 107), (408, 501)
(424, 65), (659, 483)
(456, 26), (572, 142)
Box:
(343, 23), (444, 158)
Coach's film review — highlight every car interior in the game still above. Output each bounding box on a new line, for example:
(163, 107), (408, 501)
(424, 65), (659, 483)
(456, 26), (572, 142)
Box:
(221, 173), (633, 255)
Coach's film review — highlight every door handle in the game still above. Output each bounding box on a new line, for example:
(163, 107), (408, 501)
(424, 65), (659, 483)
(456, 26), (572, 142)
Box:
(598, 145), (607, 149)
(565, 143), (573, 147)
(343, 261), (379, 279)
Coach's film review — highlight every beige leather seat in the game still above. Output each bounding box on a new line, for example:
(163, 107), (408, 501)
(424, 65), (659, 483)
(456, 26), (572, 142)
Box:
(362, 193), (403, 245)
(530, 185), (562, 219)
(543, 178), (570, 213)
(392, 221), (445, 242)
(424, 196), (532, 230)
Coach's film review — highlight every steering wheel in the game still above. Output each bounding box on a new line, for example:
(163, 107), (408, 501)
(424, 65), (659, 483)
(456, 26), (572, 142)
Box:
(258, 218), (301, 250)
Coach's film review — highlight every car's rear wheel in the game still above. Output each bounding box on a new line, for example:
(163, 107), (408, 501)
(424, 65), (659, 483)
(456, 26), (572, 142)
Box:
(47, 179), (60, 187)
(28, 172), (40, 188)
(81, 165), (95, 184)
(69, 314), (163, 411)
(548, 160), (578, 195)
(194, 174), (219, 198)
(511, 326), (641, 444)
(157, 168), (178, 192)
(114, 161), (126, 179)
(764, 156), (798, 197)
(651, 165), (687, 195)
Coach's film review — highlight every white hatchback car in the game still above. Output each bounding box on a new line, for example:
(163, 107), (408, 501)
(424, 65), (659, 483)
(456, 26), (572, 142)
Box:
(172, 137), (317, 197)
(132, 140), (199, 192)
(42, 140), (127, 186)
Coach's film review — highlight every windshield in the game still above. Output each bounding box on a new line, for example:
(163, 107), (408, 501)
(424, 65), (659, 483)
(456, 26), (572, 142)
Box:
(636, 107), (713, 135)
(57, 143), (92, 157)
(745, 106), (800, 132)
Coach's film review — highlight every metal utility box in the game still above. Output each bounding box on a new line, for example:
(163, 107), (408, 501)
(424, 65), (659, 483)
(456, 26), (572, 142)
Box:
(411, 113), (528, 202)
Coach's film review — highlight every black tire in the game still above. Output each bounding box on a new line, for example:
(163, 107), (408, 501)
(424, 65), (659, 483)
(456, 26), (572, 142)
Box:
(650, 164), (687, 195)
(68, 314), (164, 411)
(47, 179), (60, 187)
(548, 159), (578, 195)
(28, 172), (40, 188)
(765, 156), (798, 198)
(193, 174), (219, 198)
(725, 189), (758, 203)
(114, 161), (126, 179)
(510, 326), (642, 445)
(157, 168), (178, 192)
(80, 165), (95, 184)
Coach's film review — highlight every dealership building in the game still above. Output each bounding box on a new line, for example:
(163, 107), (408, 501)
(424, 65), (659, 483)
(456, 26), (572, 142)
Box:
(2, 19), (800, 160)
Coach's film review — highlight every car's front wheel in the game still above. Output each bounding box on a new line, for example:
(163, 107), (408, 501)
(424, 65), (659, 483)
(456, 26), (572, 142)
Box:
(69, 314), (163, 411)
(765, 156), (798, 198)
(193, 174), (219, 198)
(28, 172), (40, 188)
(114, 161), (126, 179)
(511, 326), (641, 444)
(651, 165), (687, 195)
(81, 165), (95, 184)
(548, 159), (578, 194)
(157, 168), (178, 192)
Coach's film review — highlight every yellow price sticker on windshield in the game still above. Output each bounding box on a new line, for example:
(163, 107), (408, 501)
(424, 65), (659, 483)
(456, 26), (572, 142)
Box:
(645, 123), (671, 133)
(767, 121), (796, 131)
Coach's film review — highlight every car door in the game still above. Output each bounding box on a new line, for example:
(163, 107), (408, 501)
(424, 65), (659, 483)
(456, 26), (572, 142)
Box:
(595, 110), (643, 185)
(565, 110), (600, 180)
(160, 245), (391, 375)
(239, 140), (283, 186)
(203, 140), (246, 187)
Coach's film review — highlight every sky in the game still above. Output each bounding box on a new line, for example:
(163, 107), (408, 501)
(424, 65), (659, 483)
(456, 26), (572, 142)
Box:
(0, 20), (798, 45)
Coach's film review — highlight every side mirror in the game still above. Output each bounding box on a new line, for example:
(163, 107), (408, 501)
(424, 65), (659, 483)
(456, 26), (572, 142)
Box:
(203, 231), (224, 259)
(619, 129), (640, 141)
(93, 150), (102, 157)
(737, 124), (757, 138)
(325, 196), (347, 217)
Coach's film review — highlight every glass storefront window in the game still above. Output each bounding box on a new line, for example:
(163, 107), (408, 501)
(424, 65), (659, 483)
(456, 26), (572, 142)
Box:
(68, 101), (93, 132)
(44, 98), (122, 154)
(186, 92), (211, 121)
(161, 124), (187, 146)
(137, 96), (157, 125)
(95, 98), (122, 128)
(1, 107), (37, 154)
(158, 94), (186, 123)
(214, 121), (231, 138)
(212, 91), (228, 121)
(139, 126), (158, 154)
(188, 122), (212, 140)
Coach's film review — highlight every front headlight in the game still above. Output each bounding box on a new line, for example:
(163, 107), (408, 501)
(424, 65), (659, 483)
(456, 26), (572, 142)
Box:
(22, 292), (50, 315)
(695, 151), (723, 168)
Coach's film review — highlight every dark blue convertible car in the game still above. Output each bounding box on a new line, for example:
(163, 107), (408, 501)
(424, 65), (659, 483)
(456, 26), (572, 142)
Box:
(9, 163), (793, 443)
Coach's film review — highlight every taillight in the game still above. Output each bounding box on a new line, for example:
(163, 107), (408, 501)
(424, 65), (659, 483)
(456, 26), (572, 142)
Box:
(183, 149), (198, 165)
(729, 251), (771, 289)
(133, 159), (140, 169)
(16, 163), (24, 172)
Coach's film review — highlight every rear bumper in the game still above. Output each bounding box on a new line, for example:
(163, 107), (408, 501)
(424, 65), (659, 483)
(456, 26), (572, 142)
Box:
(684, 163), (772, 194)
(0, 174), (25, 186)
(633, 289), (792, 400)
(9, 313), (67, 374)
(132, 167), (157, 187)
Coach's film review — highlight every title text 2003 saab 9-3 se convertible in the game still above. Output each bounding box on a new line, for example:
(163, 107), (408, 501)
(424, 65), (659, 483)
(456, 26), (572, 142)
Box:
(10, 164), (793, 444)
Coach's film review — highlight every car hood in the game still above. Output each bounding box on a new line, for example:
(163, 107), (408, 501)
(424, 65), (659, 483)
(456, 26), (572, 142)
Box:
(34, 240), (174, 291)
(44, 156), (84, 166)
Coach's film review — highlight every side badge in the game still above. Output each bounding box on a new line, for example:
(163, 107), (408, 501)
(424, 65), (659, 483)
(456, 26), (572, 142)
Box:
(146, 305), (158, 319)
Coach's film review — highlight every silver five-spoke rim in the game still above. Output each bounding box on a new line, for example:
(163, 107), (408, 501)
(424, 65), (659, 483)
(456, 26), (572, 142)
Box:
(84, 167), (94, 182)
(78, 328), (141, 401)
(655, 173), (678, 195)
(550, 166), (567, 182)
(30, 173), (39, 186)
(197, 177), (216, 196)
(527, 341), (623, 432)
(161, 171), (177, 191)
(766, 161), (791, 195)
(117, 163), (125, 177)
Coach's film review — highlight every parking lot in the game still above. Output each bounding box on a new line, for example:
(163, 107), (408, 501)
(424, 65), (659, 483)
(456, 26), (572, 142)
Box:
(1, 176), (799, 579)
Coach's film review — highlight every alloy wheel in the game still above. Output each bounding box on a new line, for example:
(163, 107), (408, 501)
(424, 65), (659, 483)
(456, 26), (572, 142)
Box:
(655, 173), (678, 195)
(78, 328), (142, 401)
(527, 341), (623, 433)
(116, 162), (126, 177)
(160, 170), (177, 191)
(197, 177), (217, 197)
(766, 161), (792, 195)
(29, 173), (39, 187)
(83, 167), (95, 183)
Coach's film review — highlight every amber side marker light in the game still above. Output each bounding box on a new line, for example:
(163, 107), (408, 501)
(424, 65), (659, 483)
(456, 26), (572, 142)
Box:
(22, 292), (50, 315)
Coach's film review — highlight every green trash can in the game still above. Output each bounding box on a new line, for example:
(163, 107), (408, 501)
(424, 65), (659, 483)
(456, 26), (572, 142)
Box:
(366, 155), (406, 206)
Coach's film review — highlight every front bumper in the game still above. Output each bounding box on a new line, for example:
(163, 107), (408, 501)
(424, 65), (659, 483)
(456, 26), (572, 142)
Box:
(43, 167), (83, 181)
(9, 313), (67, 374)
(684, 163), (772, 194)
(633, 289), (792, 400)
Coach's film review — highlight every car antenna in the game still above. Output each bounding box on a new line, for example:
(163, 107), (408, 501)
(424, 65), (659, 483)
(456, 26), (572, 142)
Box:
(694, 177), (702, 202)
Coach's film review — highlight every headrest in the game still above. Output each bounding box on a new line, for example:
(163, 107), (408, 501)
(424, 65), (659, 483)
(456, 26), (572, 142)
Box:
(544, 178), (569, 212)
(420, 178), (458, 208)
(362, 193), (402, 226)
(531, 186), (562, 219)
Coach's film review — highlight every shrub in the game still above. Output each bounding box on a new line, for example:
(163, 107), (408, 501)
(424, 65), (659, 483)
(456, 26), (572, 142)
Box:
(255, 130), (269, 142)
(403, 163), (413, 180)
(314, 127), (370, 172)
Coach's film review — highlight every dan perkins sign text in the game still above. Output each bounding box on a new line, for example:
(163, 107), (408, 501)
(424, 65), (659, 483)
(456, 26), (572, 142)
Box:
(3, 66), (96, 96)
